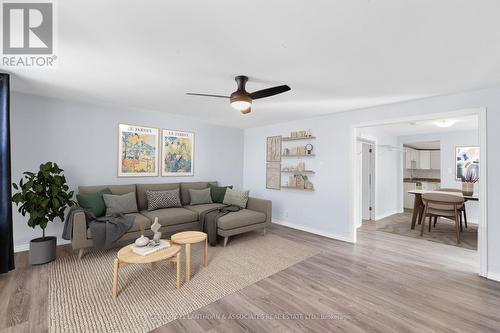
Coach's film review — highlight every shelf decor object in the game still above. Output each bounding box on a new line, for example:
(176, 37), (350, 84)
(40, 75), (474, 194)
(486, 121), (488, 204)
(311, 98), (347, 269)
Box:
(266, 136), (282, 162)
(267, 130), (316, 191)
(266, 162), (281, 190)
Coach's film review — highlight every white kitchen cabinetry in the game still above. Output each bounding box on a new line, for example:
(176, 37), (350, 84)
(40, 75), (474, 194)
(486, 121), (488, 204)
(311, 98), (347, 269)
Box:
(403, 182), (417, 209)
(418, 151), (431, 169)
(405, 148), (419, 169)
(430, 151), (440, 170)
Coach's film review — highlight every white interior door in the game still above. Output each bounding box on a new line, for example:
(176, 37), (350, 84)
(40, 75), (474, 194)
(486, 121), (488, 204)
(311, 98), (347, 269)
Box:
(362, 143), (375, 220)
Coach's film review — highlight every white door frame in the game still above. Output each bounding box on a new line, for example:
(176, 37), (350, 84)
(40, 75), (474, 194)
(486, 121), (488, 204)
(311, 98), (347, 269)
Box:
(350, 107), (488, 277)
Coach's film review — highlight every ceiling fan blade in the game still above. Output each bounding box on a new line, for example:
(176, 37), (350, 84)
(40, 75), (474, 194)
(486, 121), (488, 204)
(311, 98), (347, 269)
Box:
(240, 107), (251, 114)
(186, 93), (230, 98)
(249, 85), (290, 99)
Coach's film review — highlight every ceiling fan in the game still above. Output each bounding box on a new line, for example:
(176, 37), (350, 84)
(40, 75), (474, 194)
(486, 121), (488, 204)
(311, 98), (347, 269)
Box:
(186, 75), (291, 114)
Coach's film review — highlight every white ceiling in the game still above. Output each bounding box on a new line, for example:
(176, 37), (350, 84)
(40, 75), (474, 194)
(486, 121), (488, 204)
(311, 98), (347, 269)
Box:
(3, 0), (500, 128)
(362, 114), (478, 136)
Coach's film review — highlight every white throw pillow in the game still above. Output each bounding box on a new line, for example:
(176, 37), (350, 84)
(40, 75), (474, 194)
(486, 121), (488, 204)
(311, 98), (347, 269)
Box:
(223, 188), (249, 208)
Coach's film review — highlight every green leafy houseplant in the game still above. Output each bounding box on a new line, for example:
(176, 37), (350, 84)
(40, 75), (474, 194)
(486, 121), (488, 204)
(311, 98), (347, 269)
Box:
(12, 162), (76, 239)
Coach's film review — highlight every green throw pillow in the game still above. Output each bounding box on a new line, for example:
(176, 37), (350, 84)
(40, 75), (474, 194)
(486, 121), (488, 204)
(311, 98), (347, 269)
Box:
(208, 184), (233, 203)
(76, 187), (112, 217)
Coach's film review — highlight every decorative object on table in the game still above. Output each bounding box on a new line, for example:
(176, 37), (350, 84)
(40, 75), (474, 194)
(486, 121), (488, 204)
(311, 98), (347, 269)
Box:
(266, 162), (281, 190)
(134, 234), (150, 247)
(455, 146), (479, 181)
(266, 136), (282, 162)
(113, 242), (181, 299)
(305, 143), (314, 155)
(161, 129), (194, 176)
(118, 124), (159, 177)
(151, 217), (162, 242)
(135, 215), (150, 247)
(132, 239), (171, 256)
(11, 162), (76, 265)
(460, 162), (479, 196)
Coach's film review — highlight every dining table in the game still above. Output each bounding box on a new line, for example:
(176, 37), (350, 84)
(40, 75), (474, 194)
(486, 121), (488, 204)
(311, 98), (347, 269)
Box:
(407, 189), (479, 229)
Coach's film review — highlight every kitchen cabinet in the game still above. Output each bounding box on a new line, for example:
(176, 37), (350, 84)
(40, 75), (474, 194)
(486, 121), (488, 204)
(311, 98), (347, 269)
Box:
(418, 151), (431, 169)
(430, 151), (440, 170)
(403, 182), (416, 209)
(405, 148), (419, 169)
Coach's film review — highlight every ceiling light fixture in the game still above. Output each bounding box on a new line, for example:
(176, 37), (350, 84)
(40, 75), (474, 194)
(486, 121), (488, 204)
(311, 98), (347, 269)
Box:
(433, 119), (457, 128)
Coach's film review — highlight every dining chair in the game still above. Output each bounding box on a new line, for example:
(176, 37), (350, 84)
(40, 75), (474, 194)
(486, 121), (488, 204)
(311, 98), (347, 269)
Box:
(420, 192), (465, 244)
(436, 188), (468, 231)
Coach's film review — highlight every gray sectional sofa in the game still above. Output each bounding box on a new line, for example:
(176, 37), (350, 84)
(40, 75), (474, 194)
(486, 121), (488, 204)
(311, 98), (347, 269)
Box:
(70, 181), (272, 257)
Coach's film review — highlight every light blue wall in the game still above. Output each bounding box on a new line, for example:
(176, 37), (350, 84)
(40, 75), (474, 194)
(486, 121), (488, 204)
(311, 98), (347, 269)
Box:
(10, 92), (244, 249)
(244, 86), (500, 278)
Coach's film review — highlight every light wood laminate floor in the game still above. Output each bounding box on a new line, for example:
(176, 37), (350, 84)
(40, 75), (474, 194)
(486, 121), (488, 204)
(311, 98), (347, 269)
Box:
(1, 221), (499, 333)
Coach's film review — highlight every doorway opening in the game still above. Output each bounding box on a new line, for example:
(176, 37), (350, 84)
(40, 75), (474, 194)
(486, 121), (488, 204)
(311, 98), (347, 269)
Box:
(351, 108), (487, 277)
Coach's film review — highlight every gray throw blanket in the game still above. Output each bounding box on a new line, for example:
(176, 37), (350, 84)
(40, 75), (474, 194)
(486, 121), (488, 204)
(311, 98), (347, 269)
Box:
(63, 206), (134, 249)
(200, 205), (241, 246)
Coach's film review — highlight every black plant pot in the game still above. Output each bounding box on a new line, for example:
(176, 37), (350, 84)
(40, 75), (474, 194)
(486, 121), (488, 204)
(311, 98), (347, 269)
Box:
(29, 236), (56, 265)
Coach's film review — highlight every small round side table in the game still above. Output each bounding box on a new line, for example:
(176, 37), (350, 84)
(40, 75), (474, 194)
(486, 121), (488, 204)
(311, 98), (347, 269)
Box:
(171, 231), (208, 284)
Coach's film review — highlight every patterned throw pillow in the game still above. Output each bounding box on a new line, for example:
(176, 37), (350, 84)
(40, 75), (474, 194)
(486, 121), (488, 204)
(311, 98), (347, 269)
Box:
(223, 188), (250, 208)
(146, 189), (182, 211)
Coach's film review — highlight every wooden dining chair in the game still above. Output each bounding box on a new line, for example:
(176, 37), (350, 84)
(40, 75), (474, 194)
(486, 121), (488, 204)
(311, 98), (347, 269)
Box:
(420, 192), (465, 244)
(436, 188), (468, 231)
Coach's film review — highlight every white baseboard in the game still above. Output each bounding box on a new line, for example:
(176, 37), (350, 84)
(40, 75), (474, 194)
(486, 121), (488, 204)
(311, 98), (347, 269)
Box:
(14, 237), (71, 253)
(375, 210), (400, 221)
(272, 219), (354, 243)
(487, 271), (500, 282)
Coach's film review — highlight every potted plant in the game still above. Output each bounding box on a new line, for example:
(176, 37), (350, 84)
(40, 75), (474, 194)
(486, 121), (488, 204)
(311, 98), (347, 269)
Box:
(11, 162), (75, 264)
(461, 162), (479, 196)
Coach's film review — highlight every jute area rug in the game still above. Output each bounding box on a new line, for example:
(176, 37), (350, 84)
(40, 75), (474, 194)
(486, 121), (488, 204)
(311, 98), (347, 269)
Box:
(49, 232), (319, 333)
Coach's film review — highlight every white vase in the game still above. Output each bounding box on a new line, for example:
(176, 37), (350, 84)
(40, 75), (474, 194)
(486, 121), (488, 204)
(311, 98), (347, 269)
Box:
(134, 235), (149, 247)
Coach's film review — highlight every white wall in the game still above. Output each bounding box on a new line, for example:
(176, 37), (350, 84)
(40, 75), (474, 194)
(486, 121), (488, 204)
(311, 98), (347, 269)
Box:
(10, 92), (244, 251)
(399, 130), (479, 222)
(243, 85), (500, 279)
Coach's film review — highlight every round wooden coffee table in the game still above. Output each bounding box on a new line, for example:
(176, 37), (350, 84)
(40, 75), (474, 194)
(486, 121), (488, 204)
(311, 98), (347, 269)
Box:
(171, 231), (208, 284)
(112, 242), (181, 300)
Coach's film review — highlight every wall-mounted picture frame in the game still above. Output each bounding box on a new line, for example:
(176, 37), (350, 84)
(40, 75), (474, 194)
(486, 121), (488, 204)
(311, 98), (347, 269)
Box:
(161, 129), (195, 176)
(118, 124), (159, 177)
(266, 136), (282, 162)
(455, 145), (479, 181)
(266, 162), (281, 190)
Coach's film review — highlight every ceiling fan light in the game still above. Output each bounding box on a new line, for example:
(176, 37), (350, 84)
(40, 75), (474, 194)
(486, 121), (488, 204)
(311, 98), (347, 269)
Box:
(231, 100), (251, 111)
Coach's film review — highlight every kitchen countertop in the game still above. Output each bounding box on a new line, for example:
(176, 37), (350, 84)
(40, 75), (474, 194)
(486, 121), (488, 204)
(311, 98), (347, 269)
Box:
(403, 178), (441, 183)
